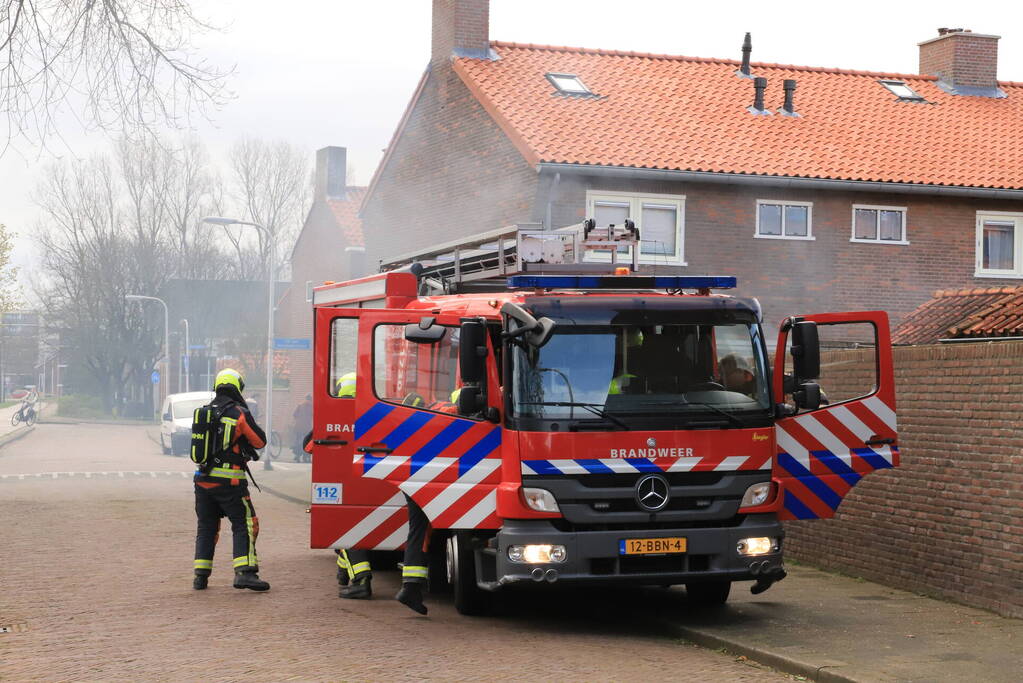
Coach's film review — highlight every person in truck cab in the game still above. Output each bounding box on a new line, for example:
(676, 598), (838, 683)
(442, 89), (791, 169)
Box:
(719, 353), (757, 397)
(609, 328), (645, 395)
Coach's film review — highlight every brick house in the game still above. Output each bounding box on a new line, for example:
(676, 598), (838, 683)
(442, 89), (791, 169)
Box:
(277, 146), (365, 441)
(361, 1), (1023, 331)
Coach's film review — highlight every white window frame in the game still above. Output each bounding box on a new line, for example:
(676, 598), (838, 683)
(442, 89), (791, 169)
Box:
(850, 204), (910, 245)
(546, 72), (592, 95)
(754, 200), (815, 241)
(584, 191), (686, 265)
(879, 80), (924, 101)
(975, 211), (1023, 279)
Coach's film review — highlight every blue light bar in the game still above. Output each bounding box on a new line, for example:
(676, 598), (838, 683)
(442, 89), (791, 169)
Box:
(507, 275), (737, 290)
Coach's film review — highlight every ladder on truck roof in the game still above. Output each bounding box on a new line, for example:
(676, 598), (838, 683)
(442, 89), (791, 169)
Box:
(380, 221), (642, 295)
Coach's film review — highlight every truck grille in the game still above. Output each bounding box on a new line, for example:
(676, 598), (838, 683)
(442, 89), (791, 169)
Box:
(523, 470), (769, 530)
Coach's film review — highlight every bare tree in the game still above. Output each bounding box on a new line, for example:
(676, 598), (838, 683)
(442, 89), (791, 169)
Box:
(35, 156), (167, 411)
(0, 0), (231, 154)
(225, 137), (311, 281)
(0, 222), (17, 311)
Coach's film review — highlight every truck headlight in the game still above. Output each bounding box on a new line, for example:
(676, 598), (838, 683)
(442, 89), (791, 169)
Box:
(737, 537), (778, 556)
(739, 482), (773, 508)
(508, 544), (567, 563)
(522, 487), (559, 513)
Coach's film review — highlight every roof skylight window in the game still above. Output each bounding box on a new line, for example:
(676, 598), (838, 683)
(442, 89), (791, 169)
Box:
(546, 73), (592, 95)
(879, 80), (924, 101)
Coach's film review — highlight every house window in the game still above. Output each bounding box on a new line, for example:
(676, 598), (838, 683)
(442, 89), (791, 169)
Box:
(585, 192), (686, 264)
(851, 205), (908, 244)
(976, 212), (1023, 278)
(755, 200), (813, 240)
(546, 73), (591, 95)
(879, 80), (924, 101)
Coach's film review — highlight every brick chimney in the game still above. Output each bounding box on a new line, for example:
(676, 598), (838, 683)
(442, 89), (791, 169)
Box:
(432, 0), (490, 66)
(919, 28), (1003, 96)
(314, 146), (346, 202)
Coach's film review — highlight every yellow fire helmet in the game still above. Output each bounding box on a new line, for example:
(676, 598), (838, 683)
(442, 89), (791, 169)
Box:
(214, 368), (246, 393)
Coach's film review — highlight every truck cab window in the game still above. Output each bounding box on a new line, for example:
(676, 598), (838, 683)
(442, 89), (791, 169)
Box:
(373, 323), (465, 414)
(329, 318), (358, 398)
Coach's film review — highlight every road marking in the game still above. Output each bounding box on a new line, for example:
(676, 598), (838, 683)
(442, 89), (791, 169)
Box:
(0, 471), (193, 482)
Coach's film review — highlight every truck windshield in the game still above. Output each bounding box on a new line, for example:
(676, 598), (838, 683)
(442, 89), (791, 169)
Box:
(511, 323), (771, 429)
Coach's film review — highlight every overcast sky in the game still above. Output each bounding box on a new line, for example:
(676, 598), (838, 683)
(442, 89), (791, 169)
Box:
(6, 0), (1020, 291)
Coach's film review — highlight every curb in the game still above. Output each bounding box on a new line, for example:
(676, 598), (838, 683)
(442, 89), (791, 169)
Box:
(259, 483), (309, 507)
(667, 622), (856, 683)
(0, 426), (34, 451)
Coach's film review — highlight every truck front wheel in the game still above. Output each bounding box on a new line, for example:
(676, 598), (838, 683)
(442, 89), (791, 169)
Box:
(685, 580), (731, 607)
(446, 531), (491, 616)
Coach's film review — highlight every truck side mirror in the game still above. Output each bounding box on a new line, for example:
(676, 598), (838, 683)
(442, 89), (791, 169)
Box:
(456, 385), (488, 417)
(459, 320), (488, 384)
(405, 316), (447, 344)
(790, 321), (820, 382)
(793, 381), (822, 411)
(500, 302), (556, 348)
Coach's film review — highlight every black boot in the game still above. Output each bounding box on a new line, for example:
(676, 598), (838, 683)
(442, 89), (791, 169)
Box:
(396, 581), (428, 615)
(341, 576), (372, 599)
(337, 567), (350, 587)
(233, 570), (270, 591)
(193, 573), (209, 590)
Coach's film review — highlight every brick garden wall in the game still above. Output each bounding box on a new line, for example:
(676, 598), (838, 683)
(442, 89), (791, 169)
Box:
(785, 341), (1023, 618)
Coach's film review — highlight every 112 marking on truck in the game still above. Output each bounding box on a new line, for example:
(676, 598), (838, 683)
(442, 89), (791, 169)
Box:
(307, 221), (899, 614)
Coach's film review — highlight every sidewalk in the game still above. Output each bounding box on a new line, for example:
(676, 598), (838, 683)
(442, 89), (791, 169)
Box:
(668, 563), (1021, 682)
(253, 462), (1022, 682)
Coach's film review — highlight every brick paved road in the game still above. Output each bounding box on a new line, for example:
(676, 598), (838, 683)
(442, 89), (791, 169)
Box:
(0, 424), (789, 682)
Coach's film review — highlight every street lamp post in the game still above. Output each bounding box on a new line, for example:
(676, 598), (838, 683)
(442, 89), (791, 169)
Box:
(125, 295), (170, 417)
(180, 318), (190, 393)
(203, 216), (276, 471)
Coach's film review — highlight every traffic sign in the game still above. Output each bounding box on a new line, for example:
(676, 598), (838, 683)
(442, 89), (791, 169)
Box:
(273, 337), (311, 350)
(151, 370), (160, 384)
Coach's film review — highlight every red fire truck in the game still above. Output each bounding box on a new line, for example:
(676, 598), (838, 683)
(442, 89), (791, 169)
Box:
(308, 223), (899, 614)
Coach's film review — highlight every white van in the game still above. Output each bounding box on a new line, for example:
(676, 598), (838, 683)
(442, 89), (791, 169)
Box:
(160, 391), (215, 456)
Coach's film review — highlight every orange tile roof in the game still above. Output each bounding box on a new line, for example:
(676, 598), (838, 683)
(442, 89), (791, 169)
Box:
(453, 42), (1023, 189)
(892, 287), (1023, 344)
(327, 187), (366, 247)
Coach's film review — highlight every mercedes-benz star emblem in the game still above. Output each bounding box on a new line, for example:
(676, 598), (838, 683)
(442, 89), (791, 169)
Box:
(646, 437), (657, 448)
(635, 473), (670, 512)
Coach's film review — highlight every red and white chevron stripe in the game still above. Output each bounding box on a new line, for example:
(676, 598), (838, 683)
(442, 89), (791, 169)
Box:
(775, 395), (899, 470)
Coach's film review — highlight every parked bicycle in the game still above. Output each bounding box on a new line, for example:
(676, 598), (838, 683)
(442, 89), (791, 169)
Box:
(11, 400), (37, 427)
(268, 430), (283, 460)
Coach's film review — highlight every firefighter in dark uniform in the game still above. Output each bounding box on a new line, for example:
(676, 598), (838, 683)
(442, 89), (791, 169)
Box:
(330, 372), (373, 599)
(392, 388), (461, 615)
(192, 368), (271, 591)
(396, 496), (430, 614)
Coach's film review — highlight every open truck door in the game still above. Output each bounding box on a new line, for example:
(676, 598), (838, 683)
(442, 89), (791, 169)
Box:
(350, 310), (503, 531)
(772, 311), (899, 520)
(310, 307), (410, 550)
